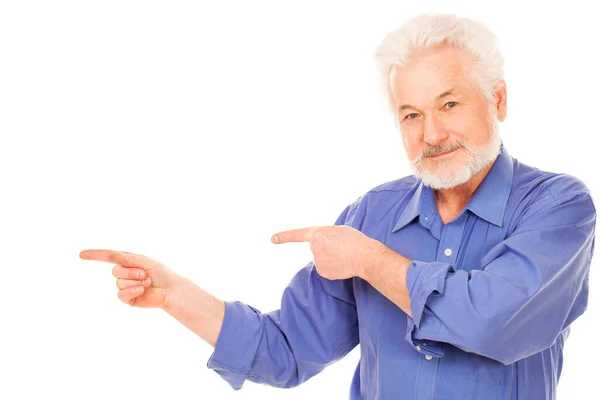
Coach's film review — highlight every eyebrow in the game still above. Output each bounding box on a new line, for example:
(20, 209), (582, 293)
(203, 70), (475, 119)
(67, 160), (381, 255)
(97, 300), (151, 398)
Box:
(398, 88), (456, 112)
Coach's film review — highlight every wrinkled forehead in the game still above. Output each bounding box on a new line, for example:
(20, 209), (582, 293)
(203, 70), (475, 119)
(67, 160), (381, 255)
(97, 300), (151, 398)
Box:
(389, 47), (476, 104)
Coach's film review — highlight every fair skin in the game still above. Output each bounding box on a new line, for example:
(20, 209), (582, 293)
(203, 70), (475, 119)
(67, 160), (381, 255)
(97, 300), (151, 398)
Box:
(80, 44), (507, 348)
(394, 46), (506, 221)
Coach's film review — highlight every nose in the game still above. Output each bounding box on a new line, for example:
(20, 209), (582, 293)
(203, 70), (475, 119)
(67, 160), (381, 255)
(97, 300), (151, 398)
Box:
(422, 114), (449, 146)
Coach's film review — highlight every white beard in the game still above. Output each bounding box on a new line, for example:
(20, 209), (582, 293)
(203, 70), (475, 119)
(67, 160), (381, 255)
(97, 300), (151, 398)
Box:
(409, 111), (502, 189)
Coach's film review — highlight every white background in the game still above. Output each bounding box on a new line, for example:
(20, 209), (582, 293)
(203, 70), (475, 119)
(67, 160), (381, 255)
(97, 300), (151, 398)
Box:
(1, 1), (598, 399)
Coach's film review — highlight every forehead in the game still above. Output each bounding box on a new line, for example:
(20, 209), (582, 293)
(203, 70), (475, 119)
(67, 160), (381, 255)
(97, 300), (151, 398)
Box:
(390, 46), (474, 103)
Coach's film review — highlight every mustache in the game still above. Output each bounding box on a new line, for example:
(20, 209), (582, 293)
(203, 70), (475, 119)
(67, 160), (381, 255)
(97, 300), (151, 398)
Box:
(415, 142), (464, 161)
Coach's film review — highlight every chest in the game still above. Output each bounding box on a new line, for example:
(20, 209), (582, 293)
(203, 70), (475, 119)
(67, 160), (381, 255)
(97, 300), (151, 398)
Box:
(376, 213), (507, 272)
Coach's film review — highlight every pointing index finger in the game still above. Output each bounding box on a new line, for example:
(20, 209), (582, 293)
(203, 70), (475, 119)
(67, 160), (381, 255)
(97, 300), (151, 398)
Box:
(79, 249), (154, 270)
(271, 227), (319, 244)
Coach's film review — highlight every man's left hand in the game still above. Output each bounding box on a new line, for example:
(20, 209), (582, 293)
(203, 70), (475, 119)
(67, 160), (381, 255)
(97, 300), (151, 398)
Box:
(271, 225), (387, 280)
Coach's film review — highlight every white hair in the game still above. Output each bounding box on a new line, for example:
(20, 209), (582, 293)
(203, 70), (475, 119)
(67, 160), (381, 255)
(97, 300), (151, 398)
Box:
(373, 13), (505, 115)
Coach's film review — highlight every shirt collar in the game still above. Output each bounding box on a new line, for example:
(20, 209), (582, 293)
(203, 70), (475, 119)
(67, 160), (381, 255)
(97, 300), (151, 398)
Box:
(392, 182), (423, 233)
(465, 144), (513, 227)
(391, 144), (514, 233)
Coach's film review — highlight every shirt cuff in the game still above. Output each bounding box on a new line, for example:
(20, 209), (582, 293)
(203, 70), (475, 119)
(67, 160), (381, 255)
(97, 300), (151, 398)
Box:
(406, 260), (454, 330)
(404, 261), (453, 358)
(404, 317), (445, 358)
(206, 301), (263, 390)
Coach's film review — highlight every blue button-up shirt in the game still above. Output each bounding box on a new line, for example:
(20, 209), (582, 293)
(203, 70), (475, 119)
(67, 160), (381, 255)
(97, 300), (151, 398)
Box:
(206, 145), (596, 399)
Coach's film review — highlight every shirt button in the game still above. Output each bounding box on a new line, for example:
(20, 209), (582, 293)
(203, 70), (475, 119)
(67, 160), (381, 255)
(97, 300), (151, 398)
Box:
(415, 345), (421, 351)
(425, 355), (433, 360)
(444, 248), (452, 256)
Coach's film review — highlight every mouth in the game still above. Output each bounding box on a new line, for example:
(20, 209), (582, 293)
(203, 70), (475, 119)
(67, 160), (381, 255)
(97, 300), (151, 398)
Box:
(427, 148), (459, 159)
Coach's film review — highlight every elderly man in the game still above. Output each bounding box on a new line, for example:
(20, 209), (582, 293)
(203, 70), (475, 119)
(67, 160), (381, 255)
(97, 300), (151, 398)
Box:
(81, 14), (596, 399)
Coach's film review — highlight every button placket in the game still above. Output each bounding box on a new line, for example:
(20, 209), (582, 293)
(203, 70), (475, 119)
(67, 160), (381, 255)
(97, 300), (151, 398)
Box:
(437, 214), (467, 263)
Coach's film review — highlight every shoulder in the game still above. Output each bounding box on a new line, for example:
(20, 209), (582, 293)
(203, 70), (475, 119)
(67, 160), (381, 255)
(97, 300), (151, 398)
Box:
(508, 158), (596, 230)
(342, 175), (419, 228)
(357, 175), (419, 206)
(366, 175), (420, 194)
(511, 158), (593, 202)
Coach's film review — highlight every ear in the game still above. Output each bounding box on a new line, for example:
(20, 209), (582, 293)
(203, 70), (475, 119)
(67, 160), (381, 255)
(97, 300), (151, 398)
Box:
(494, 81), (507, 122)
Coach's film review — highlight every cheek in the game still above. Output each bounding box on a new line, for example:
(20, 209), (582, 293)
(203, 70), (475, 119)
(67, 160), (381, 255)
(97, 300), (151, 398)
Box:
(476, 113), (495, 144)
(400, 128), (423, 159)
(463, 118), (492, 147)
(449, 109), (492, 145)
(441, 115), (473, 144)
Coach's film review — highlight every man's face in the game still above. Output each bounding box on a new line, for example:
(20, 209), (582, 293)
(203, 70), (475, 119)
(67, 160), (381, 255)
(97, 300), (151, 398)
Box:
(390, 46), (505, 189)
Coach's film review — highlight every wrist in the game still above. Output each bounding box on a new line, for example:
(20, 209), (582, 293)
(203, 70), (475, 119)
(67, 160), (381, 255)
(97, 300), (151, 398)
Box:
(359, 241), (390, 281)
(161, 276), (226, 347)
(162, 274), (191, 314)
(361, 243), (411, 282)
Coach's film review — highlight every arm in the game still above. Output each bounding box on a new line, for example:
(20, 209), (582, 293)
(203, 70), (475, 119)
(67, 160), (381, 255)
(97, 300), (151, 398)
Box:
(360, 249), (412, 317)
(193, 202), (361, 390)
(362, 189), (596, 365)
(162, 279), (225, 348)
(206, 263), (358, 390)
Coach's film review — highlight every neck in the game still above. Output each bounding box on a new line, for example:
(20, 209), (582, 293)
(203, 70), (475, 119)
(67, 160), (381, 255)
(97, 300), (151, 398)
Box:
(434, 161), (494, 224)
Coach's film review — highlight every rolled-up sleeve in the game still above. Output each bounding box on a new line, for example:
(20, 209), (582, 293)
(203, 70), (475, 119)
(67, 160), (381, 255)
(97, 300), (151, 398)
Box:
(404, 190), (596, 365)
(207, 201), (362, 390)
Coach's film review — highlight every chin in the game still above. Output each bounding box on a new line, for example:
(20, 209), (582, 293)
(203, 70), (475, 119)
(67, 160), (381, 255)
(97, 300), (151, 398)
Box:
(426, 153), (463, 174)
(413, 156), (475, 189)
(421, 168), (473, 189)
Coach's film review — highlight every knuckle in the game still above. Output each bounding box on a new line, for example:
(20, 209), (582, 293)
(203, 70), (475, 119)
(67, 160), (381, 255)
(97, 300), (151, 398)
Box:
(312, 231), (324, 243)
(310, 239), (323, 251)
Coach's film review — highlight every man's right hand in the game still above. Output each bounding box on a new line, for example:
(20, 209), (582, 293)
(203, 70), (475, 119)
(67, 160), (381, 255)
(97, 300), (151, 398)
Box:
(80, 248), (225, 347)
(79, 249), (181, 309)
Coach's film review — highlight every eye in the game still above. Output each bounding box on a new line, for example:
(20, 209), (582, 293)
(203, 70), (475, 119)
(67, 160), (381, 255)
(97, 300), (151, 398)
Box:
(405, 112), (420, 121)
(445, 101), (458, 109)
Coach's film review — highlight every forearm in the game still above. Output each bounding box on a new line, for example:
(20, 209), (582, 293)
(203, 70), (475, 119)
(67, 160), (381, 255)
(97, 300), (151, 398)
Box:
(206, 264), (360, 390)
(162, 276), (225, 347)
(360, 246), (413, 318)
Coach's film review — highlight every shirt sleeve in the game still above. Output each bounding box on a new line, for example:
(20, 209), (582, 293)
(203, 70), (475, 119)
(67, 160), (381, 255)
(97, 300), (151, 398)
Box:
(405, 186), (596, 366)
(206, 200), (362, 390)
